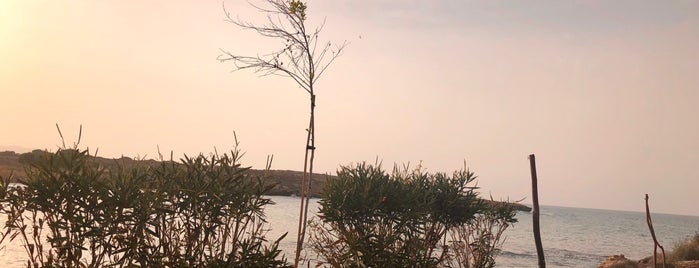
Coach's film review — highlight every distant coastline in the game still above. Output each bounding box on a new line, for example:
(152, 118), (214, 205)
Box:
(0, 149), (531, 212)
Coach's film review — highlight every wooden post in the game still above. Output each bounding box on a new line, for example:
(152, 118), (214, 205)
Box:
(529, 154), (546, 268)
(645, 194), (666, 268)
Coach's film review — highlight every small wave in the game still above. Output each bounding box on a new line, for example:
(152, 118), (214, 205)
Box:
(544, 248), (606, 267)
(500, 250), (534, 259)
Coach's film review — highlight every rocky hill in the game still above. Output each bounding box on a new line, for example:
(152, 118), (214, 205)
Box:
(0, 150), (331, 198)
(0, 150), (530, 212)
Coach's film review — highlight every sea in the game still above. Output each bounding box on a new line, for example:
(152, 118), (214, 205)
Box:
(264, 196), (699, 268)
(2, 195), (698, 267)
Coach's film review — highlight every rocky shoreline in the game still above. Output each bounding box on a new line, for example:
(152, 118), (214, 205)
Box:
(598, 254), (699, 268)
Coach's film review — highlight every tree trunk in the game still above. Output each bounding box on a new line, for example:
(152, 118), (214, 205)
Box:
(294, 94), (316, 267)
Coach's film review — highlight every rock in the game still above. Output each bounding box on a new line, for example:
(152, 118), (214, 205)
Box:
(599, 255), (639, 268)
(638, 255), (699, 268)
(674, 260), (699, 268)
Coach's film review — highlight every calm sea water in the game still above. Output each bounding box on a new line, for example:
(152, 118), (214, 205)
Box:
(2, 196), (698, 267)
(264, 196), (699, 268)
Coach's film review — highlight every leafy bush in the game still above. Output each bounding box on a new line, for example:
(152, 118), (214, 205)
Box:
(0, 144), (289, 267)
(446, 199), (518, 268)
(309, 162), (516, 268)
(670, 232), (699, 262)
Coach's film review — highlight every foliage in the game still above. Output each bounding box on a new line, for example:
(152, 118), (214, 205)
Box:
(309, 162), (516, 268)
(0, 143), (289, 267)
(288, 0), (307, 21)
(670, 231), (699, 262)
(445, 199), (518, 268)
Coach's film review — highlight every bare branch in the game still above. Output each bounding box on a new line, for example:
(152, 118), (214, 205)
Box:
(314, 41), (348, 84)
(218, 50), (311, 93)
(220, 0), (346, 95)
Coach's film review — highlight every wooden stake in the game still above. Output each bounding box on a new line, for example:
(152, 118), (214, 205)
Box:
(529, 154), (546, 268)
(645, 194), (666, 268)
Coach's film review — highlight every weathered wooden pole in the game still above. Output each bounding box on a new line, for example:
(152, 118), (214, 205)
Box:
(529, 154), (546, 268)
(645, 194), (667, 268)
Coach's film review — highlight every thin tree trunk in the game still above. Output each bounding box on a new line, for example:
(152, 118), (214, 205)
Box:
(294, 94), (316, 267)
(294, 120), (312, 267)
(529, 154), (546, 268)
(300, 99), (316, 255)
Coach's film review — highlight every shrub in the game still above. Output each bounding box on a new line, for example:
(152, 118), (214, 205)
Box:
(670, 232), (699, 262)
(0, 144), (288, 267)
(445, 199), (518, 268)
(309, 162), (515, 268)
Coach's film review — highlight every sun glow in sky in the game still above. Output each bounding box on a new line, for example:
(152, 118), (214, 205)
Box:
(2, 0), (699, 216)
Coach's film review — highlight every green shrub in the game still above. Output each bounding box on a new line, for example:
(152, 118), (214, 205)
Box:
(310, 162), (513, 268)
(445, 199), (518, 268)
(0, 144), (288, 267)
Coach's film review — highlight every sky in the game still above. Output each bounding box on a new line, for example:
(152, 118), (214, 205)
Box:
(1, 0), (698, 216)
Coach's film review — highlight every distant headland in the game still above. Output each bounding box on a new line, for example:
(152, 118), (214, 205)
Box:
(0, 149), (531, 212)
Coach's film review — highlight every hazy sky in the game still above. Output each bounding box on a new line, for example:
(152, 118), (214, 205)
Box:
(2, 0), (698, 216)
